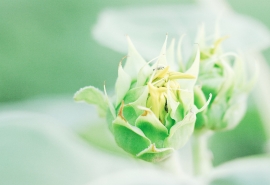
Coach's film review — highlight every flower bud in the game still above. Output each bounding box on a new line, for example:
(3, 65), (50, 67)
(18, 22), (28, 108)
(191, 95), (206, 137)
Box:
(193, 26), (256, 131)
(74, 36), (211, 162)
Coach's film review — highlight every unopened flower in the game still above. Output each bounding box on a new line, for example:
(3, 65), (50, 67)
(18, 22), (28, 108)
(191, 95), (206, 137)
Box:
(193, 26), (257, 131)
(74, 36), (210, 162)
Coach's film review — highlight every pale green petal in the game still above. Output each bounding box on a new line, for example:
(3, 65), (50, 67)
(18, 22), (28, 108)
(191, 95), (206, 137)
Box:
(167, 38), (177, 70)
(195, 24), (206, 48)
(104, 84), (116, 119)
(164, 109), (196, 149)
(74, 86), (107, 117)
(177, 35), (186, 72)
(153, 35), (168, 68)
(126, 86), (149, 115)
(115, 62), (132, 106)
(136, 63), (152, 87)
(179, 47), (200, 90)
(213, 59), (234, 102)
(124, 36), (149, 80)
(166, 85), (180, 121)
(136, 144), (174, 163)
(124, 86), (145, 104)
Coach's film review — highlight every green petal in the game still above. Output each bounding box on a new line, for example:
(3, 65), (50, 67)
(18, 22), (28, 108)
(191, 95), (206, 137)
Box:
(179, 47), (200, 90)
(167, 38), (177, 70)
(124, 86), (145, 104)
(166, 86), (181, 121)
(115, 62), (132, 106)
(135, 107), (168, 148)
(213, 59), (234, 103)
(124, 36), (149, 80)
(222, 94), (248, 130)
(126, 86), (149, 115)
(164, 109), (196, 149)
(177, 35), (186, 72)
(153, 35), (168, 68)
(104, 84), (116, 119)
(136, 144), (174, 163)
(74, 86), (107, 117)
(113, 115), (151, 156)
(194, 86), (208, 129)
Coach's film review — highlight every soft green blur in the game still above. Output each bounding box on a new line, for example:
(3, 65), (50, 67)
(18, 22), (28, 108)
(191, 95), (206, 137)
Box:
(1, 0), (269, 102)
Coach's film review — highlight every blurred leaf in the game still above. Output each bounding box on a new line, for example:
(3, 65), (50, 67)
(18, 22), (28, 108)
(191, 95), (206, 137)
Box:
(92, 1), (270, 60)
(0, 112), (147, 185)
(88, 168), (200, 185)
(206, 155), (270, 185)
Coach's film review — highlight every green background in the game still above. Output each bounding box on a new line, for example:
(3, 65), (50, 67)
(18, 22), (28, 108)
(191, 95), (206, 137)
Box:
(0, 0), (269, 102)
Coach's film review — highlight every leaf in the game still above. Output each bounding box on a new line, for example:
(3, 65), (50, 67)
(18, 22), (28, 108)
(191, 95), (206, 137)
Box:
(88, 167), (201, 185)
(206, 155), (270, 185)
(74, 86), (107, 117)
(92, 3), (270, 59)
(0, 111), (139, 185)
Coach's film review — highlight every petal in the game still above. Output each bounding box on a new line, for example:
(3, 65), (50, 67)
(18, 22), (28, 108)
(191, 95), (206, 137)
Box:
(136, 144), (174, 163)
(135, 107), (168, 148)
(167, 38), (177, 70)
(115, 62), (132, 106)
(164, 109), (196, 149)
(74, 86), (107, 117)
(113, 105), (151, 156)
(124, 36), (150, 80)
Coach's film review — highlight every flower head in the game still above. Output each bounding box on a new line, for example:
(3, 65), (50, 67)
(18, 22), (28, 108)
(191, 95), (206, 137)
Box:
(74, 35), (210, 162)
(193, 26), (257, 131)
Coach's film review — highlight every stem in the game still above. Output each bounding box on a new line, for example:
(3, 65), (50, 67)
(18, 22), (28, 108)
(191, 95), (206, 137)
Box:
(192, 131), (213, 176)
(158, 152), (184, 176)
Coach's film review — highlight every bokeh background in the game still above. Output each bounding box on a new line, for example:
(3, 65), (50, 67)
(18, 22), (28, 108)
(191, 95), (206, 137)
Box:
(1, 0), (270, 102)
(0, 0), (270, 181)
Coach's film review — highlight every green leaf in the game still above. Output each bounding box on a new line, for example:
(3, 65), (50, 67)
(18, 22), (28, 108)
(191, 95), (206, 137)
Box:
(113, 115), (151, 156)
(135, 108), (168, 148)
(74, 86), (107, 117)
(0, 112), (138, 185)
(207, 155), (270, 185)
(89, 167), (200, 185)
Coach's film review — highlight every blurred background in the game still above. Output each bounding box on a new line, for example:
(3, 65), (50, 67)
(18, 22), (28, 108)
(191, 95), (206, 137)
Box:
(0, 0), (270, 173)
(1, 0), (270, 102)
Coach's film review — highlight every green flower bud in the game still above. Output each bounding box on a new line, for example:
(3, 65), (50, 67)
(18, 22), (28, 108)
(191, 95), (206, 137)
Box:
(193, 26), (257, 131)
(74, 36), (211, 162)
